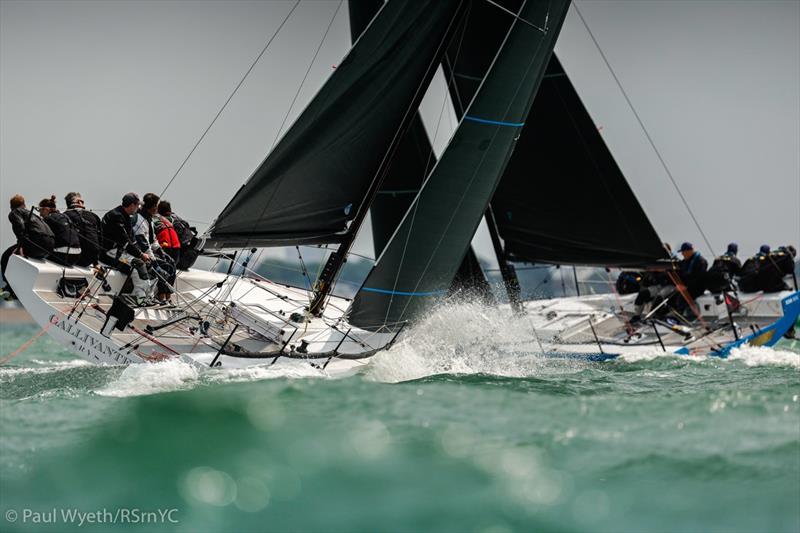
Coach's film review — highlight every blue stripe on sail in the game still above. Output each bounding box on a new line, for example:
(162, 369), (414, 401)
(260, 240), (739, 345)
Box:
(464, 115), (525, 127)
(361, 287), (446, 297)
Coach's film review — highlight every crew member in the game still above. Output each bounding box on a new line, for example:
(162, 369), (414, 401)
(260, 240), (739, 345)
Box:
(63, 192), (103, 267)
(758, 245), (797, 292)
(39, 196), (81, 266)
(132, 193), (175, 303)
(630, 243), (678, 322)
(706, 242), (741, 293)
(154, 200), (181, 265)
(101, 193), (154, 306)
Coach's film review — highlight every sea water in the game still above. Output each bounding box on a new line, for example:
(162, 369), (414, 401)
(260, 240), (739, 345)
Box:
(1, 302), (798, 532)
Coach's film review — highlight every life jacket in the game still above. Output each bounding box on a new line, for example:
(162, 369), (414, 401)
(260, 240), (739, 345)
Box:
(22, 213), (55, 259)
(709, 254), (741, 276)
(737, 257), (760, 292)
(64, 208), (102, 261)
(171, 215), (196, 248)
(769, 250), (795, 276)
(155, 215), (181, 249)
(706, 254), (741, 293)
(759, 251), (792, 292)
(615, 271), (642, 295)
(44, 211), (81, 253)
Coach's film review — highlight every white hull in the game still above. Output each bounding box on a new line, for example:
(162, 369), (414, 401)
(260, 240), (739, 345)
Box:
(505, 288), (800, 358)
(6, 255), (394, 376)
(7, 255), (798, 370)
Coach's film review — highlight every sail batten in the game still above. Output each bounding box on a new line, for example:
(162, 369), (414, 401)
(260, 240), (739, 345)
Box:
(205, 0), (465, 250)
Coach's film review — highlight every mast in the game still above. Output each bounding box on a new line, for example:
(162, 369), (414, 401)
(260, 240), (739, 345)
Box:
(485, 204), (523, 313)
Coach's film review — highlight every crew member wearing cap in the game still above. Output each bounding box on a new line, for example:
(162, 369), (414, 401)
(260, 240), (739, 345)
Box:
(100, 193), (155, 306)
(676, 242), (708, 304)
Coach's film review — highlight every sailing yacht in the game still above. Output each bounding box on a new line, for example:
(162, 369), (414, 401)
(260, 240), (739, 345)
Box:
(419, 0), (800, 358)
(6, 0), (578, 372)
(6, 0), (796, 371)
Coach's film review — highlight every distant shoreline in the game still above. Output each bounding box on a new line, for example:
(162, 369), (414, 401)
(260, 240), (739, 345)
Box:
(0, 304), (34, 324)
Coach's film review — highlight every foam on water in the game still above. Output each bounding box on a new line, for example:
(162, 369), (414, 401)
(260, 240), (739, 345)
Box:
(203, 362), (329, 385)
(367, 300), (800, 382)
(0, 358), (93, 376)
(94, 356), (333, 397)
(366, 300), (586, 383)
(728, 345), (800, 368)
(95, 359), (200, 397)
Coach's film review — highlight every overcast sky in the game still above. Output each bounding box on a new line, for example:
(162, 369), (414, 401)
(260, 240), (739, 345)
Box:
(1, 0), (798, 267)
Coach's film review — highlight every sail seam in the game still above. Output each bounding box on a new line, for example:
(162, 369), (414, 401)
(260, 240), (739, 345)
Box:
(361, 288), (447, 297)
(464, 115), (525, 127)
(483, 0), (547, 33)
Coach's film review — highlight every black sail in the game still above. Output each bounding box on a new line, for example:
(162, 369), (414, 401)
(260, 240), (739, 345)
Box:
(349, 0), (571, 330)
(349, 0), (492, 301)
(347, 0), (436, 258)
(206, 0), (465, 249)
(441, 0), (663, 268)
(491, 56), (666, 266)
(444, 0), (523, 117)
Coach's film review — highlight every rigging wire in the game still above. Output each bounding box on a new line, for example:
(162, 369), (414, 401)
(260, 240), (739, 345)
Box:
(227, 0), (343, 304)
(159, 0), (301, 198)
(572, 2), (716, 257)
(270, 0), (344, 151)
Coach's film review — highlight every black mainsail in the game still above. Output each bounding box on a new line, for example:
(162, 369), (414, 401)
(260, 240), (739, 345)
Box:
(443, 0), (663, 281)
(490, 55), (666, 266)
(205, 0), (465, 249)
(349, 0), (571, 330)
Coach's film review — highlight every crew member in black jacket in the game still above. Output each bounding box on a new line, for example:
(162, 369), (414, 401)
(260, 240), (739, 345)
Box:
(39, 195), (81, 266)
(2, 194), (55, 298)
(63, 191), (103, 267)
(101, 193), (154, 305)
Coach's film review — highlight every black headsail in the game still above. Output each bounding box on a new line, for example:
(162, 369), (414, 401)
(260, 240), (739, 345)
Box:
(349, 0), (494, 303)
(349, 0), (571, 331)
(441, 0), (525, 310)
(205, 0), (466, 249)
(491, 55), (666, 266)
